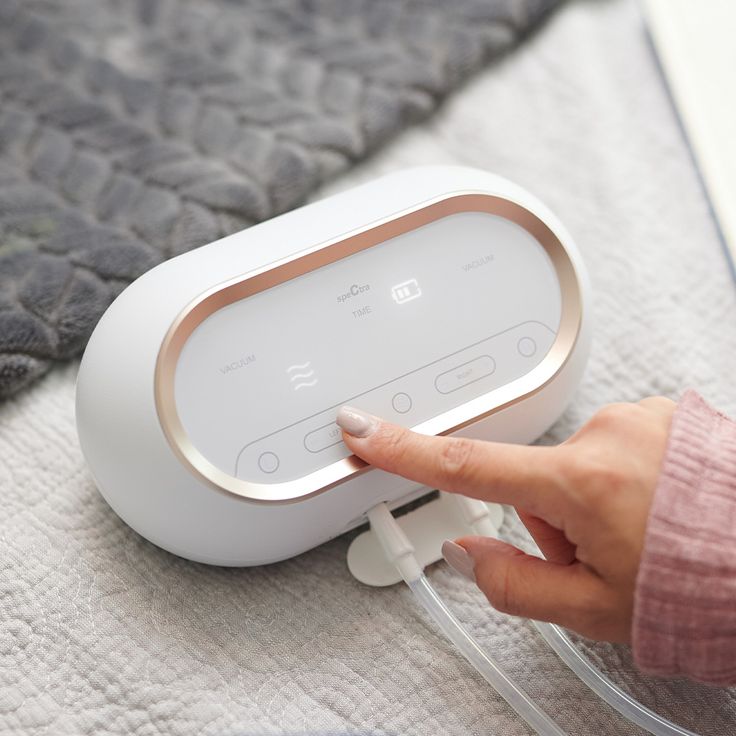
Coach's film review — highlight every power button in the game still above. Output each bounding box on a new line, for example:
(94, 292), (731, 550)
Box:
(258, 451), (279, 474)
(392, 392), (412, 414)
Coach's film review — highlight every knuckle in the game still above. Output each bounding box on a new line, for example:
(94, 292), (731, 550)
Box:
(436, 437), (477, 486)
(476, 553), (537, 618)
(568, 587), (628, 641)
(555, 447), (590, 485)
(583, 460), (626, 494)
(565, 404), (638, 446)
(575, 584), (609, 621)
(371, 423), (409, 468)
(596, 465), (629, 495)
(558, 449), (626, 506)
(480, 564), (522, 617)
(588, 402), (637, 430)
(637, 395), (677, 414)
(637, 394), (668, 405)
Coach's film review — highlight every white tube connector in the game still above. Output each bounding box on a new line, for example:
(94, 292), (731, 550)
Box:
(366, 503), (423, 583)
(450, 494), (498, 537)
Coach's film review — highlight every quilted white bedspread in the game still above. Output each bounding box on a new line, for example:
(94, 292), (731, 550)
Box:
(2, 1), (736, 734)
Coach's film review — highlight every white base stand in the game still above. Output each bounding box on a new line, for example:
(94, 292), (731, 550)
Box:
(347, 491), (504, 586)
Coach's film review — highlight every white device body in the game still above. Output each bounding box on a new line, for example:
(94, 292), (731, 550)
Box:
(76, 166), (591, 566)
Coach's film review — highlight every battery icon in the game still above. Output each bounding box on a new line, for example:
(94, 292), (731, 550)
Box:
(391, 278), (422, 304)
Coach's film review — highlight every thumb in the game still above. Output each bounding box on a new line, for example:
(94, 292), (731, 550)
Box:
(443, 537), (613, 638)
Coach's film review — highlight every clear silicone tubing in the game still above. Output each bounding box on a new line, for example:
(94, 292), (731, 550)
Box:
(367, 502), (566, 734)
(407, 574), (567, 736)
(409, 573), (701, 736)
(533, 622), (699, 736)
(368, 502), (701, 736)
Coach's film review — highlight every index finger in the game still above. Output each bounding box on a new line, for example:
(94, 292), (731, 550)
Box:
(336, 405), (565, 517)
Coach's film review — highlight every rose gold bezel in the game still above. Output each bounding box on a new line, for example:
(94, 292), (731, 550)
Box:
(154, 193), (582, 504)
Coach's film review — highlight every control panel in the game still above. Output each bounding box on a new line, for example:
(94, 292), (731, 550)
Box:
(174, 210), (561, 484)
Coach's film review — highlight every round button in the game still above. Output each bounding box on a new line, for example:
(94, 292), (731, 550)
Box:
(258, 451), (280, 474)
(392, 392), (412, 414)
(517, 337), (537, 358)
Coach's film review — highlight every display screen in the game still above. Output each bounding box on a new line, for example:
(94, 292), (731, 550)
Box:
(175, 211), (561, 483)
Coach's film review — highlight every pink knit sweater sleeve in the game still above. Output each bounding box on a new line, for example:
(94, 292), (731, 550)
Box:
(633, 390), (736, 686)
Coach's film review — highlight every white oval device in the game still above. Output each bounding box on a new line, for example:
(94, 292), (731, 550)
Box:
(76, 166), (591, 566)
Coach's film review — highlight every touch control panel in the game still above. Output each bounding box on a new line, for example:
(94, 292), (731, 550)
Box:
(173, 208), (562, 485)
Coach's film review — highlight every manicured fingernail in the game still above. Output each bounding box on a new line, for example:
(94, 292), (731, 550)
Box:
(336, 405), (379, 438)
(442, 540), (476, 582)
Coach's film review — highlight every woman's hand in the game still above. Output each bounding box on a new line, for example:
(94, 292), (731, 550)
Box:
(336, 398), (676, 642)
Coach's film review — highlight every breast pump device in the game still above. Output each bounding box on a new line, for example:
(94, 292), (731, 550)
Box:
(77, 167), (698, 736)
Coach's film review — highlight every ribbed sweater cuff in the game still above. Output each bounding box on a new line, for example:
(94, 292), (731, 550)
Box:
(633, 390), (736, 686)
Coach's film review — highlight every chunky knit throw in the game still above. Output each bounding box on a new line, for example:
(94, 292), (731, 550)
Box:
(0, 0), (559, 399)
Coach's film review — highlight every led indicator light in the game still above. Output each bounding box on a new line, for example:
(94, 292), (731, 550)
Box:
(391, 278), (422, 304)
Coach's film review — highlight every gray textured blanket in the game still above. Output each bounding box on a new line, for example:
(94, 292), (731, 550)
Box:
(0, 0), (558, 399)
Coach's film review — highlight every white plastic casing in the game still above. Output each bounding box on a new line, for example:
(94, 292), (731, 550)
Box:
(76, 166), (592, 566)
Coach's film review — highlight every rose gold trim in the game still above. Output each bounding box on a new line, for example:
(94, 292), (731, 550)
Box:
(154, 193), (583, 504)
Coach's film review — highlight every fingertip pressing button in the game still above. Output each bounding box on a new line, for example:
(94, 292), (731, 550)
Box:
(304, 423), (343, 453)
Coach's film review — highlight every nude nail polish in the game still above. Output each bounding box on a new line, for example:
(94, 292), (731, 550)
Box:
(336, 405), (379, 438)
(442, 540), (476, 581)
